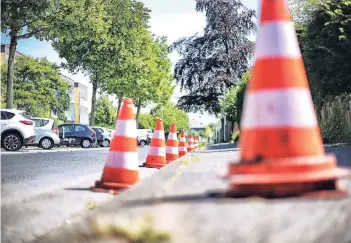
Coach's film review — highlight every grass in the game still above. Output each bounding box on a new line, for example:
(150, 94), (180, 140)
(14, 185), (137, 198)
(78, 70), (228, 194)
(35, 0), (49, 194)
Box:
(91, 215), (172, 243)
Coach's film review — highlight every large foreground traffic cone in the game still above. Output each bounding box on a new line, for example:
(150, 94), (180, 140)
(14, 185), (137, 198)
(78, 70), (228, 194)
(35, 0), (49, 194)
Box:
(225, 0), (349, 198)
(166, 123), (179, 163)
(178, 131), (187, 157)
(187, 135), (194, 152)
(92, 98), (139, 193)
(146, 119), (167, 168)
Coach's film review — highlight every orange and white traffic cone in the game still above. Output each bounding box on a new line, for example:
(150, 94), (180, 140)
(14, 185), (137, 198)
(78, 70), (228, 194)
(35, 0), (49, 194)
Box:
(194, 136), (199, 149)
(225, 0), (349, 198)
(92, 98), (139, 193)
(166, 123), (179, 163)
(145, 119), (167, 168)
(187, 135), (194, 152)
(178, 130), (187, 157)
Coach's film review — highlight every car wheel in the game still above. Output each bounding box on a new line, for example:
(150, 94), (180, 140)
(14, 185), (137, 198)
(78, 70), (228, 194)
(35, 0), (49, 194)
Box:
(91, 141), (99, 148)
(39, 137), (54, 150)
(139, 140), (146, 147)
(81, 139), (91, 148)
(102, 139), (110, 147)
(2, 133), (23, 151)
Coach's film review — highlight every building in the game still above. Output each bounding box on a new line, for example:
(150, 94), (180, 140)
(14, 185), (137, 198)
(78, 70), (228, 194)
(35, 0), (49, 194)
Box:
(1, 44), (89, 124)
(59, 74), (89, 124)
(0, 44), (25, 65)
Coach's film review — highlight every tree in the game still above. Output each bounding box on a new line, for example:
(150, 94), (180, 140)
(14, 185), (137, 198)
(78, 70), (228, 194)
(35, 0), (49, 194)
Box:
(205, 125), (213, 138)
(150, 102), (189, 132)
(1, 0), (106, 109)
(138, 113), (156, 129)
(170, 0), (255, 114)
(220, 71), (250, 127)
(297, 0), (351, 109)
(1, 56), (70, 119)
(94, 95), (117, 128)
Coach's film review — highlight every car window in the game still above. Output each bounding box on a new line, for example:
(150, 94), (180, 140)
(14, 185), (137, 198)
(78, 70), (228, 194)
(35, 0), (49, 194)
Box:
(75, 125), (86, 132)
(42, 120), (49, 126)
(92, 128), (101, 134)
(20, 112), (31, 120)
(61, 125), (74, 133)
(33, 119), (42, 127)
(0, 111), (15, 120)
(0, 111), (7, 120)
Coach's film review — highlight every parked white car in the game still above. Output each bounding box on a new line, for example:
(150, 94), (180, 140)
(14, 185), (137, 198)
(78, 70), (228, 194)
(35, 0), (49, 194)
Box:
(28, 118), (61, 149)
(0, 109), (36, 151)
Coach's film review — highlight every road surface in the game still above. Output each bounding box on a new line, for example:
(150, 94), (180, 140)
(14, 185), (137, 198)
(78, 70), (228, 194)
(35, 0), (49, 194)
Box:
(1, 146), (156, 243)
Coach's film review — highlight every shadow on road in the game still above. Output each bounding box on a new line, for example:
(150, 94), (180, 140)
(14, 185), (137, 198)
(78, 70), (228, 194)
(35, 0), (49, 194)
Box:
(64, 187), (92, 191)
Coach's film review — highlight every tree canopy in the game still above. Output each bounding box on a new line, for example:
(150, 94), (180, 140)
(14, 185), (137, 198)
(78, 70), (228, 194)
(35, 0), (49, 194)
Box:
(1, 0), (106, 109)
(296, 0), (351, 109)
(1, 56), (70, 120)
(94, 95), (117, 128)
(170, 0), (255, 114)
(220, 71), (250, 127)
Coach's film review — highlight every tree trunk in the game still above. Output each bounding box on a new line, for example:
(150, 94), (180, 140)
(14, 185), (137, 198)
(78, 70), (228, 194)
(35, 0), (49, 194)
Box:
(117, 97), (123, 113)
(6, 35), (18, 109)
(136, 99), (141, 129)
(90, 74), (98, 126)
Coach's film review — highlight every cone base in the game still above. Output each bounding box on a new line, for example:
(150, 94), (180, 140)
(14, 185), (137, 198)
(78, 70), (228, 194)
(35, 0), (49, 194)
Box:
(179, 152), (187, 157)
(225, 154), (350, 198)
(91, 180), (131, 194)
(166, 154), (179, 163)
(146, 162), (166, 169)
(225, 180), (349, 199)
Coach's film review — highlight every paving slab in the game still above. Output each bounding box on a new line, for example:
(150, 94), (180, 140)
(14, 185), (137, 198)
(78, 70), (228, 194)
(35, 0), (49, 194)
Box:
(34, 146), (351, 243)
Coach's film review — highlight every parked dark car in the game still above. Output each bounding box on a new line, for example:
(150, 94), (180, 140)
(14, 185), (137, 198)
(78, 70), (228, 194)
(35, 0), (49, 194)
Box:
(58, 124), (97, 148)
(91, 127), (111, 147)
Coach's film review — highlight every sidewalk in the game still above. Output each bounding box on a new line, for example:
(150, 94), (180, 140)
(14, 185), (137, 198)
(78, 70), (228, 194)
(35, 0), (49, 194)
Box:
(34, 145), (351, 243)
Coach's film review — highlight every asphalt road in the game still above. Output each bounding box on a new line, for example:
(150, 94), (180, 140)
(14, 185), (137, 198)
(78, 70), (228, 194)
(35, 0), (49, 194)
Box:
(1, 146), (156, 243)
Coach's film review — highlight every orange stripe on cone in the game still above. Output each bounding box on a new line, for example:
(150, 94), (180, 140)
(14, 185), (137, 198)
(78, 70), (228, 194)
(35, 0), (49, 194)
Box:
(92, 98), (139, 194)
(224, 0), (350, 198)
(178, 131), (187, 157)
(166, 123), (179, 163)
(146, 119), (167, 168)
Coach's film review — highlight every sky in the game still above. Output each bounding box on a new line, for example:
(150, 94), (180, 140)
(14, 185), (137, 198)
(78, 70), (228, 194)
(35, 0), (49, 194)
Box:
(1, 0), (259, 127)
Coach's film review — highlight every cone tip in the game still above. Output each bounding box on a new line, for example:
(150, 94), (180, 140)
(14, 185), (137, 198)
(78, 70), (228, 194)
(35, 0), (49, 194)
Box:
(124, 98), (134, 104)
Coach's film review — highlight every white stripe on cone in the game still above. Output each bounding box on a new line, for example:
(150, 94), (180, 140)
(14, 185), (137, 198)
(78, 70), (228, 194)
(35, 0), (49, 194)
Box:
(241, 88), (317, 128)
(166, 146), (178, 154)
(114, 120), (137, 138)
(153, 130), (165, 140)
(179, 147), (187, 152)
(148, 147), (166, 156)
(255, 22), (301, 59)
(168, 132), (177, 140)
(180, 137), (186, 142)
(105, 151), (139, 170)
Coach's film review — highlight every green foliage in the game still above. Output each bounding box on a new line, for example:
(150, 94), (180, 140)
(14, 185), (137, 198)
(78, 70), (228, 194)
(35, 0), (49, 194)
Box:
(170, 0), (256, 114)
(1, 0), (107, 109)
(230, 131), (240, 144)
(94, 95), (116, 128)
(150, 102), (189, 132)
(320, 94), (351, 143)
(205, 126), (213, 138)
(297, 0), (351, 110)
(220, 71), (250, 126)
(1, 56), (70, 120)
(198, 130), (206, 137)
(138, 113), (156, 129)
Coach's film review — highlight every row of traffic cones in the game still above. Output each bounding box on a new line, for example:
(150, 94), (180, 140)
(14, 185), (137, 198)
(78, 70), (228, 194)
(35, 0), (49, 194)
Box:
(92, 100), (200, 193)
(92, 0), (349, 198)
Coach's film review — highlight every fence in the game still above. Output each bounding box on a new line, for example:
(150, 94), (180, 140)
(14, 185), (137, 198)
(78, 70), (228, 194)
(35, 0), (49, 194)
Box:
(319, 94), (351, 143)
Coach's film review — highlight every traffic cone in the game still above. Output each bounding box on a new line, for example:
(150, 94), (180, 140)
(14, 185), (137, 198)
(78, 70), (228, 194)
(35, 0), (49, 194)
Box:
(194, 136), (199, 149)
(225, 0), (349, 198)
(145, 119), (167, 168)
(178, 130), (187, 157)
(187, 135), (194, 152)
(166, 123), (179, 163)
(92, 98), (139, 193)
